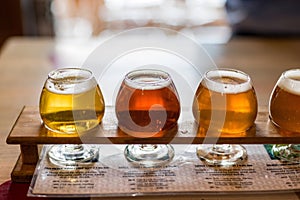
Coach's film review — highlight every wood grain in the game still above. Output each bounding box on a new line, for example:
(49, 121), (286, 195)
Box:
(7, 106), (300, 145)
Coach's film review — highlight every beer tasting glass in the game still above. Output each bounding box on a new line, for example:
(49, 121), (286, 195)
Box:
(115, 69), (180, 167)
(39, 68), (105, 165)
(269, 69), (300, 163)
(193, 68), (258, 166)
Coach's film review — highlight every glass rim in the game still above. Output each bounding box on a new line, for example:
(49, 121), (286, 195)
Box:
(203, 68), (253, 93)
(124, 69), (172, 90)
(275, 68), (300, 96)
(205, 68), (250, 80)
(48, 67), (93, 83)
(282, 68), (300, 81)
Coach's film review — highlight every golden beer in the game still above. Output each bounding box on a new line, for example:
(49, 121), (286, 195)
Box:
(193, 69), (258, 134)
(115, 69), (180, 137)
(269, 69), (300, 163)
(269, 70), (300, 133)
(194, 69), (257, 166)
(39, 68), (105, 134)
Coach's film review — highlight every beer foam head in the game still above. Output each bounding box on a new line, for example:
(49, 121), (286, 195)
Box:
(203, 68), (252, 94)
(45, 68), (97, 94)
(278, 69), (300, 95)
(125, 69), (171, 90)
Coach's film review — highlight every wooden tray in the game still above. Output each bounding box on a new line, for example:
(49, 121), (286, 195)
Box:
(6, 106), (300, 183)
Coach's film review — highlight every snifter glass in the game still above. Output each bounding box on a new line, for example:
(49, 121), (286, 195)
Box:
(39, 68), (105, 165)
(193, 68), (258, 166)
(269, 69), (300, 163)
(115, 69), (180, 167)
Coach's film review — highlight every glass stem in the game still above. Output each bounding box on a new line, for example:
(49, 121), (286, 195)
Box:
(139, 144), (158, 151)
(212, 144), (232, 154)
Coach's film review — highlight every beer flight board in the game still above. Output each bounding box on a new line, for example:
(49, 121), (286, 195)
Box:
(6, 106), (300, 183)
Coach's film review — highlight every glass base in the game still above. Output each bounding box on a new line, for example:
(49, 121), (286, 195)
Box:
(272, 144), (300, 163)
(48, 144), (99, 165)
(124, 144), (174, 168)
(196, 144), (247, 166)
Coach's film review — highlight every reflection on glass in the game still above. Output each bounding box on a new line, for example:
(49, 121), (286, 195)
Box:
(269, 69), (300, 163)
(115, 69), (180, 167)
(39, 68), (105, 165)
(193, 68), (258, 166)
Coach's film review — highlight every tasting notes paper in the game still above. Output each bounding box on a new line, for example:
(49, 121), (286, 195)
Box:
(29, 145), (300, 197)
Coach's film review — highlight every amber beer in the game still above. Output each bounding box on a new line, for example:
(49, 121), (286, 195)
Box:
(115, 69), (180, 137)
(269, 69), (300, 132)
(39, 68), (105, 134)
(193, 69), (258, 134)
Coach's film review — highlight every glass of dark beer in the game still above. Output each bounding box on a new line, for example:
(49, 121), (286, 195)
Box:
(269, 69), (300, 163)
(115, 69), (180, 167)
(39, 68), (105, 165)
(193, 68), (258, 166)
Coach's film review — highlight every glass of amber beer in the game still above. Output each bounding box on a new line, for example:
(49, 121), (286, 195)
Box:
(193, 68), (258, 166)
(269, 69), (300, 163)
(39, 68), (105, 165)
(115, 69), (180, 167)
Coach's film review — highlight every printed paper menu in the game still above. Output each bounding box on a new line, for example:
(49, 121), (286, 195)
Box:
(29, 145), (300, 197)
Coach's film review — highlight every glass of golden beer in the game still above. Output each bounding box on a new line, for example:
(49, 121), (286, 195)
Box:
(193, 68), (258, 166)
(269, 69), (300, 163)
(115, 69), (180, 167)
(39, 68), (105, 165)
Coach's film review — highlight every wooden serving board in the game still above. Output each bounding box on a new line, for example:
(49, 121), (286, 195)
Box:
(7, 106), (300, 145)
(6, 106), (300, 183)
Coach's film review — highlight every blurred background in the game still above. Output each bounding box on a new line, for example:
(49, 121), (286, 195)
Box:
(2, 0), (300, 49)
(0, 0), (230, 49)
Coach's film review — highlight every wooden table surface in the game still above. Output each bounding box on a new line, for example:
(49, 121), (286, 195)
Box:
(1, 36), (300, 199)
